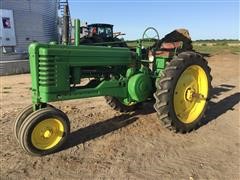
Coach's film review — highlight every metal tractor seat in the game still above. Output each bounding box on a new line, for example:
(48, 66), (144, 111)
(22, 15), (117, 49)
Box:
(149, 41), (183, 58)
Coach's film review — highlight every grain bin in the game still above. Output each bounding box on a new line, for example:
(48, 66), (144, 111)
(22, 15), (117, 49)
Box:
(1, 0), (58, 53)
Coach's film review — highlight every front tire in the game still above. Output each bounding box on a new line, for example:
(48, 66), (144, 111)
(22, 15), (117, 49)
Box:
(14, 105), (34, 142)
(14, 104), (55, 142)
(18, 107), (70, 156)
(154, 51), (212, 133)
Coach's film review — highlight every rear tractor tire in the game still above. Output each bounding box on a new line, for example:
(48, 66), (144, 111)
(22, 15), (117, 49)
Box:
(18, 107), (70, 156)
(154, 51), (212, 133)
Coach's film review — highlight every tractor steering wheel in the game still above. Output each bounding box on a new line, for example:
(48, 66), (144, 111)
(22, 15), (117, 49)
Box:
(141, 27), (160, 48)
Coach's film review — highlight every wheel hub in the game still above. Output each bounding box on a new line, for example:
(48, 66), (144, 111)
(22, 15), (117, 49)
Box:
(43, 129), (53, 139)
(31, 118), (64, 150)
(185, 88), (195, 101)
(173, 65), (208, 123)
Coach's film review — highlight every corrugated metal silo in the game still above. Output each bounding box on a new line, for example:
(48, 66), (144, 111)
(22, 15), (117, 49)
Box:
(1, 0), (58, 53)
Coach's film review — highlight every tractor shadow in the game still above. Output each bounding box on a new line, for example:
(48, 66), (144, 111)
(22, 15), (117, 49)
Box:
(61, 84), (239, 152)
(202, 84), (240, 126)
(61, 103), (155, 151)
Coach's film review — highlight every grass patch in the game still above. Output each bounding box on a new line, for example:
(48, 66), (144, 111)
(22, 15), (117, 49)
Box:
(126, 39), (239, 55)
(193, 44), (240, 55)
(126, 40), (240, 55)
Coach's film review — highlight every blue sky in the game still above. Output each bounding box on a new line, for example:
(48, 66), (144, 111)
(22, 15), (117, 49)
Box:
(68, 0), (239, 40)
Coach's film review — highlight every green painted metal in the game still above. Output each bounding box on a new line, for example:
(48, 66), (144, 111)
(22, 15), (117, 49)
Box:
(119, 97), (137, 106)
(28, 34), (171, 110)
(155, 57), (167, 77)
(126, 67), (135, 78)
(128, 73), (152, 102)
(74, 19), (80, 46)
(29, 43), (135, 104)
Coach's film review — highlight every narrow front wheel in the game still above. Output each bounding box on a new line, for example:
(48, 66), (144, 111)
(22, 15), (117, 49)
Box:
(18, 107), (70, 156)
(14, 104), (55, 142)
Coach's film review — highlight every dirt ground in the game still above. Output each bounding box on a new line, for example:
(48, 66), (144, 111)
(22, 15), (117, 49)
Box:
(0, 53), (239, 179)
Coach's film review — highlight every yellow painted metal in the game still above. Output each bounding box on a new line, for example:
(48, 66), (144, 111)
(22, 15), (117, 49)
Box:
(173, 65), (208, 123)
(31, 118), (64, 150)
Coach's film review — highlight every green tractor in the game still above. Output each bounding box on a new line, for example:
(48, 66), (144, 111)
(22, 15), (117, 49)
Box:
(14, 19), (212, 156)
(80, 23), (127, 47)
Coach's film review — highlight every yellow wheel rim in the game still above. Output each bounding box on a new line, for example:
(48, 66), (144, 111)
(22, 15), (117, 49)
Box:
(173, 65), (208, 124)
(31, 118), (64, 150)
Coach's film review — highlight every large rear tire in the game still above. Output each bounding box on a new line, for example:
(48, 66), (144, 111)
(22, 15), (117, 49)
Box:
(154, 51), (212, 133)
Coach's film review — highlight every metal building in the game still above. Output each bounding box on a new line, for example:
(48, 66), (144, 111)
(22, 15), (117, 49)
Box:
(1, 0), (58, 53)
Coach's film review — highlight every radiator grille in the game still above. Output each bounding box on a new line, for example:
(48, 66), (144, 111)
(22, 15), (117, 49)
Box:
(38, 56), (56, 86)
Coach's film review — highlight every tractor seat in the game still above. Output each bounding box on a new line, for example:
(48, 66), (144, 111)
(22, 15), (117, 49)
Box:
(160, 41), (182, 50)
(148, 41), (183, 59)
(154, 41), (183, 58)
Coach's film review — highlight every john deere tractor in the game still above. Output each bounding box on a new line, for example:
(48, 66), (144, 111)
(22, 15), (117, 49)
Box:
(14, 19), (212, 156)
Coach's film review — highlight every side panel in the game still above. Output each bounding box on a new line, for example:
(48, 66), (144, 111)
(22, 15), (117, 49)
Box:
(29, 43), (134, 103)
